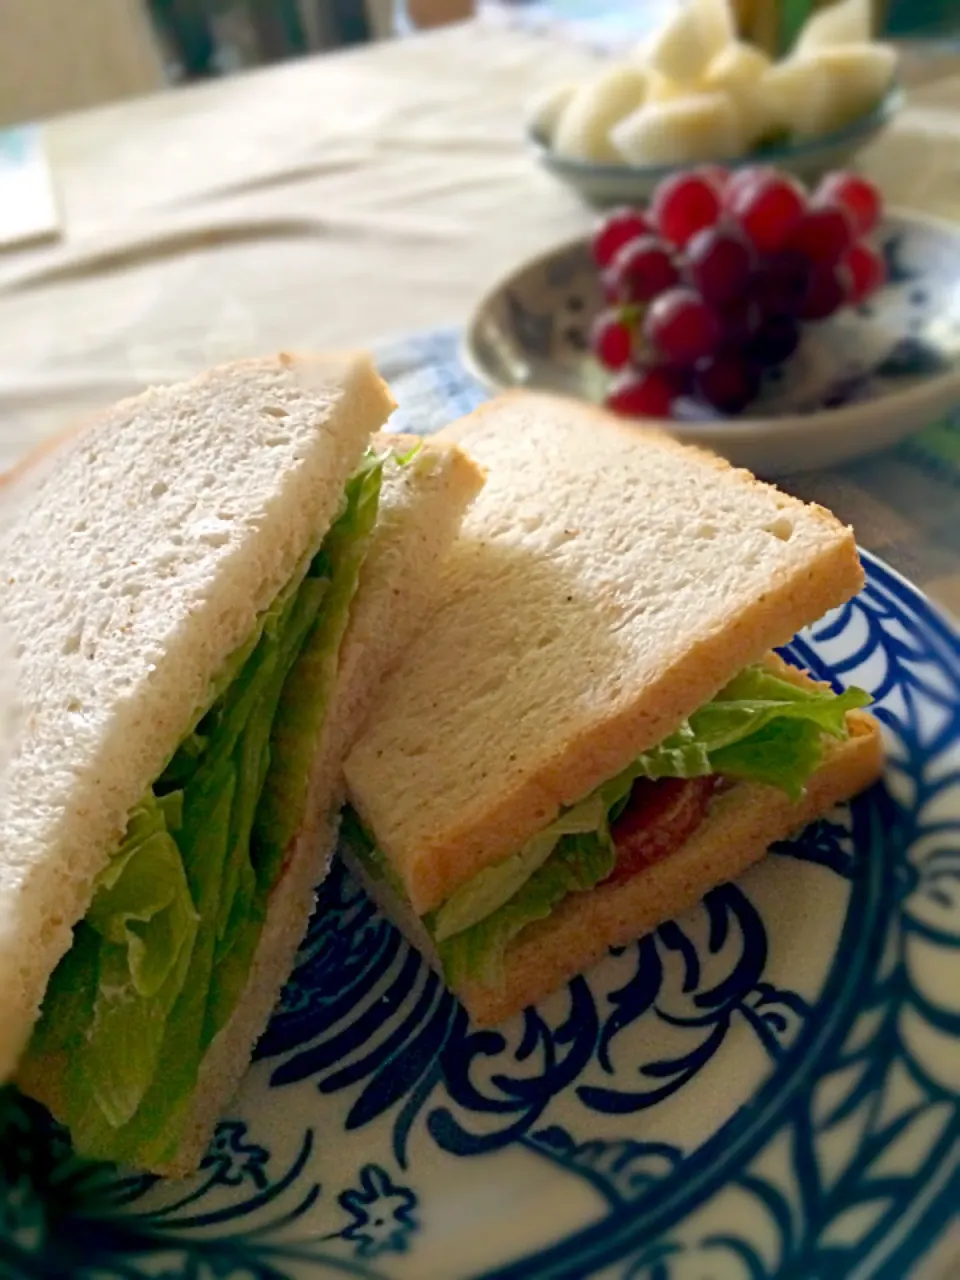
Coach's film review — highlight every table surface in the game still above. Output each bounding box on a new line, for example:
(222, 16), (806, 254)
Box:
(0, 21), (957, 1278)
(1, 24), (960, 627)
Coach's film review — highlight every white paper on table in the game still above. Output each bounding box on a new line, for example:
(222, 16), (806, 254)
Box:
(0, 125), (60, 252)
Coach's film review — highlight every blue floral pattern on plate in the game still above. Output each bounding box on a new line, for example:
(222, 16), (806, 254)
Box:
(1, 558), (957, 1276)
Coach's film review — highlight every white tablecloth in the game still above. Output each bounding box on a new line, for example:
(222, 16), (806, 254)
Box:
(1, 24), (960, 625)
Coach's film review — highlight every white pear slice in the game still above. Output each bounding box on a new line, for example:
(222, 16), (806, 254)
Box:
(646, 70), (689, 104)
(645, 6), (715, 86)
(703, 40), (771, 96)
(612, 92), (745, 167)
(757, 43), (896, 143)
(795, 0), (872, 54)
(814, 44), (898, 134)
(527, 83), (578, 144)
(703, 41), (773, 146)
(552, 63), (650, 163)
(692, 0), (736, 59)
(754, 56), (834, 141)
(634, 0), (732, 81)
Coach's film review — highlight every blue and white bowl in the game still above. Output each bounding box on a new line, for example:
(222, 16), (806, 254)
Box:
(464, 208), (960, 477)
(529, 87), (903, 208)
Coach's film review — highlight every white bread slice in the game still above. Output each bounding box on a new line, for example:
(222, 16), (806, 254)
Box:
(319, 435), (486, 759)
(344, 392), (865, 917)
(15, 431), (484, 1174)
(0, 353), (394, 1083)
(156, 433), (484, 1176)
(457, 667), (884, 1024)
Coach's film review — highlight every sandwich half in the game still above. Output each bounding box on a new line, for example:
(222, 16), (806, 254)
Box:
(0, 353), (483, 1175)
(343, 391), (884, 1026)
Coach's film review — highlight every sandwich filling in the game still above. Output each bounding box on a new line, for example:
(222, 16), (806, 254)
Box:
(348, 664), (870, 992)
(22, 451), (388, 1167)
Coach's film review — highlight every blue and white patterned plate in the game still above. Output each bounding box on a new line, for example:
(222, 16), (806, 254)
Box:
(464, 209), (960, 478)
(1, 504), (958, 1270)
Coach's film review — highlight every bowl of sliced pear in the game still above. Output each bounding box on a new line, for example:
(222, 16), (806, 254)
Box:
(527, 0), (901, 207)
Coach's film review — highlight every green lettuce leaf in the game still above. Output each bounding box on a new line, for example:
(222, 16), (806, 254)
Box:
(432, 793), (607, 942)
(205, 454), (384, 1050)
(199, 572), (327, 1050)
(85, 792), (194, 1002)
(617, 667), (869, 796)
(254, 452), (384, 885)
(26, 793), (200, 1138)
(436, 828), (616, 991)
(24, 456), (384, 1167)
(340, 805), (407, 899)
(80, 800), (199, 1130)
(428, 665), (870, 991)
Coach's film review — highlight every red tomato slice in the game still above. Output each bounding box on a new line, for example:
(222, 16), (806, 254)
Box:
(605, 776), (717, 888)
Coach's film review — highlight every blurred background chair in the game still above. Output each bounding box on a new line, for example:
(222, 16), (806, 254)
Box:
(149, 0), (219, 76)
(2, 1), (954, 129)
(400, 0), (475, 30)
(0, 0), (470, 126)
(149, 1), (378, 75)
(0, 0), (166, 128)
(885, 1), (960, 39)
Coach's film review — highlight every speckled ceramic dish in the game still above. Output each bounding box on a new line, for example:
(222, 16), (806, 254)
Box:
(464, 208), (960, 477)
(529, 87), (903, 208)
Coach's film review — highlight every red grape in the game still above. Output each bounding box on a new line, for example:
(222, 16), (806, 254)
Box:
(816, 172), (882, 236)
(609, 235), (678, 303)
(644, 288), (722, 366)
(590, 309), (635, 370)
(695, 353), (759, 414)
(752, 251), (809, 318)
(589, 168), (881, 423)
(719, 297), (763, 348)
(845, 242), (886, 304)
(699, 165), (732, 197)
(651, 173), (722, 249)
(606, 366), (680, 418)
(684, 225), (753, 306)
(723, 165), (777, 209)
(601, 268), (620, 304)
(593, 208), (650, 268)
(730, 172), (807, 254)
(786, 204), (856, 266)
(748, 315), (800, 367)
(798, 264), (851, 321)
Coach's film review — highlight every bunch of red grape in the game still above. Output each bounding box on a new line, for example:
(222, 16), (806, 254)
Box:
(590, 166), (886, 419)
